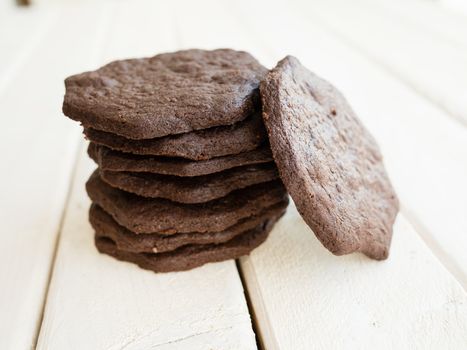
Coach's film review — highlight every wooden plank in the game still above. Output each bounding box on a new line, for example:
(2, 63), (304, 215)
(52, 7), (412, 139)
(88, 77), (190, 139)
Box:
(0, 0), (14, 11)
(221, 0), (467, 347)
(0, 4), (111, 350)
(229, 0), (467, 287)
(241, 205), (467, 349)
(362, 0), (467, 49)
(37, 147), (256, 349)
(441, 0), (467, 16)
(171, 0), (258, 53)
(0, 7), (59, 93)
(37, 1), (257, 348)
(293, 0), (467, 126)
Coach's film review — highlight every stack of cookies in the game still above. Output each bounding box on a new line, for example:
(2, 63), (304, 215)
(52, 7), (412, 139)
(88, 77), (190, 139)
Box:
(63, 49), (289, 272)
(64, 49), (399, 271)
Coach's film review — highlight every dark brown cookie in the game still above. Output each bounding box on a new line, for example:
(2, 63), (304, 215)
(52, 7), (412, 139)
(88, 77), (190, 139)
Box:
(90, 200), (288, 253)
(63, 49), (267, 139)
(88, 142), (273, 177)
(99, 163), (279, 203)
(86, 170), (287, 234)
(95, 217), (275, 273)
(260, 56), (399, 260)
(83, 112), (266, 160)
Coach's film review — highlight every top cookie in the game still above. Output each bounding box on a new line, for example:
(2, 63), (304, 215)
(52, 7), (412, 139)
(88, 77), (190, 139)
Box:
(260, 56), (399, 260)
(63, 49), (267, 139)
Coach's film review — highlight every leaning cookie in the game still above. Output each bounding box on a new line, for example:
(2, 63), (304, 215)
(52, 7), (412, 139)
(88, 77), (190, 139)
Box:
(64, 49), (267, 139)
(99, 163), (279, 203)
(90, 200), (288, 253)
(88, 143), (273, 177)
(84, 113), (267, 160)
(260, 56), (399, 260)
(95, 217), (277, 273)
(86, 170), (287, 234)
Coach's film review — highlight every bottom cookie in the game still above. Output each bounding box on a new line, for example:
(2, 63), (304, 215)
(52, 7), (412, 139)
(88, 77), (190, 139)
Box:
(95, 217), (277, 273)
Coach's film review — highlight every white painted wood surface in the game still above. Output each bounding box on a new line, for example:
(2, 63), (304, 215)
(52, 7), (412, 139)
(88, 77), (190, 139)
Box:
(0, 4), (111, 349)
(0, 0), (14, 11)
(441, 0), (467, 16)
(0, 7), (59, 93)
(298, 0), (467, 126)
(1, 0), (467, 349)
(366, 0), (467, 49)
(241, 204), (467, 349)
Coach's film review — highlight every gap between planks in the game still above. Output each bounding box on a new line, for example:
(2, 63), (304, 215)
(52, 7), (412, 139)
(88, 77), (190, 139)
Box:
(400, 206), (467, 289)
(31, 140), (84, 349)
(31, 5), (114, 346)
(235, 260), (264, 350)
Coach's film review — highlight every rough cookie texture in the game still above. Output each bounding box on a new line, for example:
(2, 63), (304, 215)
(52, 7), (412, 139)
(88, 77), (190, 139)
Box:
(88, 142), (273, 177)
(95, 218), (275, 273)
(99, 163), (279, 203)
(90, 201), (287, 253)
(260, 56), (399, 260)
(83, 113), (267, 160)
(86, 170), (287, 234)
(63, 49), (267, 139)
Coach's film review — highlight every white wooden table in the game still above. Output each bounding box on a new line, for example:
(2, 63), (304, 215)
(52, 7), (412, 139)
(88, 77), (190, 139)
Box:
(1, 0), (467, 349)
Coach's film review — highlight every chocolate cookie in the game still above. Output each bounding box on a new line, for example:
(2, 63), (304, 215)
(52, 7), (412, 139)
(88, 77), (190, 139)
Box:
(63, 49), (267, 139)
(86, 170), (287, 234)
(260, 56), (399, 260)
(88, 142), (273, 177)
(95, 217), (275, 273)
(90, 201), (287, 253)
(99, 163), (279, 203)
(83, 113), (266, 160)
